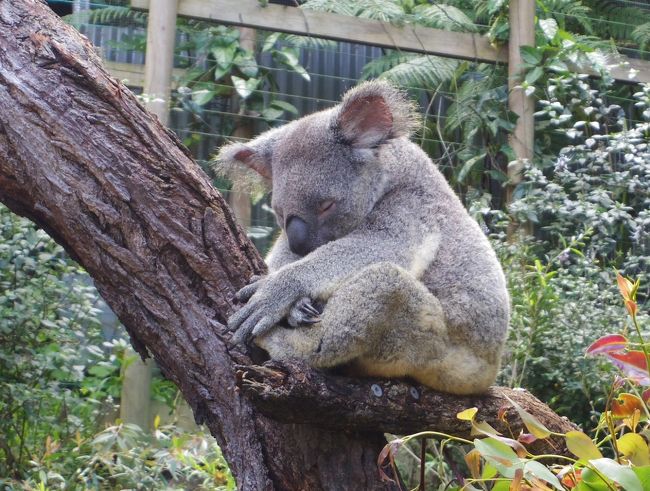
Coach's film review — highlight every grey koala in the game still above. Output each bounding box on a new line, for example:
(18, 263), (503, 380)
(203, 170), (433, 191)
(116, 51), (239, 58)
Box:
(218, 81), (509, 395)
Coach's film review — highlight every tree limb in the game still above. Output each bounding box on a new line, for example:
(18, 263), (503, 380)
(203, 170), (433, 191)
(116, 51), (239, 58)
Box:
(237, 361), (576, 455)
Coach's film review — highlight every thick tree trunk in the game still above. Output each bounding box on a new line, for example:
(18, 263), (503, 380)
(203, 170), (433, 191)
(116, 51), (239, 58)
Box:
(0, 1), (574, 489)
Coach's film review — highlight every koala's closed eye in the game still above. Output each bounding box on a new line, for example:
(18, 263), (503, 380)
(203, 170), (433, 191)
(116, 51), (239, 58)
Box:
(318, 200), (335, 216)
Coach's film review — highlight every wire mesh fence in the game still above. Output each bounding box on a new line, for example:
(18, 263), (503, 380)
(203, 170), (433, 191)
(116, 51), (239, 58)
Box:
(50, 0), (650, 254)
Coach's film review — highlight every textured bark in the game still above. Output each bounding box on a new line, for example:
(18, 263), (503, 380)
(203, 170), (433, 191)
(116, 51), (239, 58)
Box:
(0, 1), (574, 489)
(238, 361), (577, 456)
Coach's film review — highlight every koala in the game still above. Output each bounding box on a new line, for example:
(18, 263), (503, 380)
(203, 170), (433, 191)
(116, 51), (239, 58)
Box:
(217, 81), (509, 395)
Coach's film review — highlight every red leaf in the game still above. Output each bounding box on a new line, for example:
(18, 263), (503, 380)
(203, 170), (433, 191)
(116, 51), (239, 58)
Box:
(586, 334), (628, 355)
(518, 432), (537, 445)
(607, 351), (650, 385)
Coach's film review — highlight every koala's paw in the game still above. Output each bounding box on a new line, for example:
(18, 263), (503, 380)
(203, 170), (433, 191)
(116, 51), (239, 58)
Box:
(287, 297), (323, 328)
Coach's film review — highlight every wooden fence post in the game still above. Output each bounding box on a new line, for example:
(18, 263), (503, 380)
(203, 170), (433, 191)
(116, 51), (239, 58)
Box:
(142, 0), (178, 125)
(507, 0), (535, 201)
(228, 27), (256, 229)
(120, 0), (178, 430)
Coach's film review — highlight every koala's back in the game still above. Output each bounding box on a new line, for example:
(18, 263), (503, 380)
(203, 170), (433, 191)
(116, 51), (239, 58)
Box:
(375, 139), (510, 351)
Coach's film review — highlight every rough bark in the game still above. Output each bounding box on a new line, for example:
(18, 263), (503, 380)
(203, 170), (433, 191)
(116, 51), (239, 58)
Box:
(237, 361), (577, 455)
(0, 1), (574, 489)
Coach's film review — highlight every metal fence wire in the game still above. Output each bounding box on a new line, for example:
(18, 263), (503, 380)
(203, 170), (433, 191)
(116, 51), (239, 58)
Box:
(50, 0), (650, 254)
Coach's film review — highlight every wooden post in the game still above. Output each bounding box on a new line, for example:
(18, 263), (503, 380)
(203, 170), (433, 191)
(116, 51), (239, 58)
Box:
(120, 0), (178, 429)
(507, 0), (535, 198)
(142, 0), (178, 125)
(228, 27), (255, 229)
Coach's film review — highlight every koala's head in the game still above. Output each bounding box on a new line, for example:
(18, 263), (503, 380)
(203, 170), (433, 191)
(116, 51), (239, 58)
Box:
(217, 81), (417, 257)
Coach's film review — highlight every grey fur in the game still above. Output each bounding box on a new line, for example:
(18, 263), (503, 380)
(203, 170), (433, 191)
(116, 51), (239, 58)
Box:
(217, 81), (509, 395)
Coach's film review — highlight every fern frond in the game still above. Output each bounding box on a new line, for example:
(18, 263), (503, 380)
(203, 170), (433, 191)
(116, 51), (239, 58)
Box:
(360, 51), (419, 80)
(377, 55), (459, 89)
(585, 1), (649, 43)
(542, 0), (592, 33)
(632, 22), (650, 52)
(64, 6), (147, 27)
(302, 0), (406, 23)
(280, 34), (337, 50)
(412, 4), (478, 32)
(444, 69), (501, 134)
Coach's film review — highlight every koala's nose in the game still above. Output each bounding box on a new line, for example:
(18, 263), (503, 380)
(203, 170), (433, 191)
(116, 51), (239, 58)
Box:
(286, 215), (313, 256)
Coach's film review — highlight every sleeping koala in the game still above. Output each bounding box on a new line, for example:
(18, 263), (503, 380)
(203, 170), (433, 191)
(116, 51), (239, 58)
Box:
(218, 81), (509, 395)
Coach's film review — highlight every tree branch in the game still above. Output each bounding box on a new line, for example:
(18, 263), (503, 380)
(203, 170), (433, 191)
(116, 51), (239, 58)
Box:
(237, 361), (577, 455)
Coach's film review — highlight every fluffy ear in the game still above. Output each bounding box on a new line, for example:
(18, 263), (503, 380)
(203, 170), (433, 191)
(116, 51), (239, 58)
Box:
(332, 80), (419, 148)
(213, 126), (285, 191)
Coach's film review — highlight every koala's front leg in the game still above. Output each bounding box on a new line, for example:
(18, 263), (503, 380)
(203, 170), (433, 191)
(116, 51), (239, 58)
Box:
(229, 270), (309, 344)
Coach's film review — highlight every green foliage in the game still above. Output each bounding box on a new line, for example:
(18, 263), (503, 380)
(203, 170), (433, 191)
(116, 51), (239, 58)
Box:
(496, 236), (621, 422)
(0, 204), (108, 479)
(64, 5), (147, 28)
(633, 22), (650, 53)
(376, 55), (459, 90)
(0, 423), (234, 490)
(0, 206), (229, 488)
(513, 82), (650, 289)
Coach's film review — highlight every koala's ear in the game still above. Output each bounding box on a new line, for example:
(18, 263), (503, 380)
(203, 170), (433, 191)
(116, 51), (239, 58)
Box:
(217, 142), (272, 180)
(214, 126), (286, 191)
(333, 81), (419, 148)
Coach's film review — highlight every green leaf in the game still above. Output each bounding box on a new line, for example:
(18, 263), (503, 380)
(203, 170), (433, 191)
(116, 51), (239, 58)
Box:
(633, 466), (650, 489)
(211, 44), (236, 69)
(539, 18), (558, 41)
(234, 52), (259, 78)
(273, 49), (311, 81)
(481, 463), (498, 480)
(261, 107), (284, 121)
(520, 46), (543, 66)
(576, 467), (612, 491)
(262, 32), (281, 52)
(526, 66), (544, 85)
(523, 460), (563, 490)
(457, 407), (478, 421)
(503, 394), (552, 439)
(490, 482), (510, 491)
(566, 430), (603, 461)
(191, 89), (216, 106)
(617, 433), (650, 466)
(270, 99), (299, 115)
(474, 438), (519, 477)
(214, 64), (230, 82)
(231, 76), (259, 100)
(487, 0), (507, 15)
(589, 458), (643, 491)
(457, 153), (485, 183)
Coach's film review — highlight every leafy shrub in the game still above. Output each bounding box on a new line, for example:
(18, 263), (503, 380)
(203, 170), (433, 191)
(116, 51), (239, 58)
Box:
(0, 204), (109, 479)
(496, 237), (622, 424)
(0, 422), (234, 491)
(512, 82), (650, 293)
(492, 82), (650, 425)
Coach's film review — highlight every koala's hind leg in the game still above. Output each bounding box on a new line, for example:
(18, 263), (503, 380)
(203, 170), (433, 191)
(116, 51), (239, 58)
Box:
(256, 262), (498, 394)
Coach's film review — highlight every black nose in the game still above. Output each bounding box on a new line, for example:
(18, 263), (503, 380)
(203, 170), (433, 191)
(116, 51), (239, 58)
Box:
(286, 215), (313, 256)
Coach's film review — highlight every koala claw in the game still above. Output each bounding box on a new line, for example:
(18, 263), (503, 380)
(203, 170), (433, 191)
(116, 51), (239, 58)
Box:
(287, 297), (323, 328)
